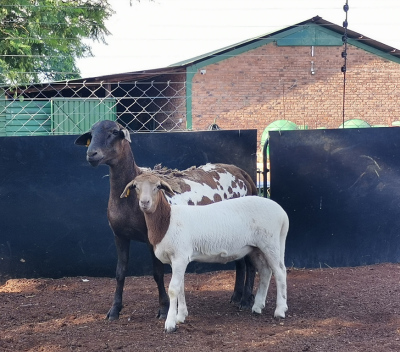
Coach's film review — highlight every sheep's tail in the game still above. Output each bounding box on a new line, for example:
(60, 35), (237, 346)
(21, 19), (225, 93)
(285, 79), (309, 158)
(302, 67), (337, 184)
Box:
(240, 169), (258, 196)
(280, 212), (289, 264)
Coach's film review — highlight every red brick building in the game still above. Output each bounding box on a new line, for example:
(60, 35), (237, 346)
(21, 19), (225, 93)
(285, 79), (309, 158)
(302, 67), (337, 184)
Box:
(169, 17), (400, 164)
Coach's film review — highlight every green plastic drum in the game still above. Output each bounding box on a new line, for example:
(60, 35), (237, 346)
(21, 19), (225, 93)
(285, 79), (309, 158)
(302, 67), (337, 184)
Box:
(261, 120), (298, 157)
(338, 119), (371, 129)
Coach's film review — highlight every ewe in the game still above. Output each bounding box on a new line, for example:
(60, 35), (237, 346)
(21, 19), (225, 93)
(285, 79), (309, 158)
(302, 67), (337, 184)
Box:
(121, 173), (289, 333)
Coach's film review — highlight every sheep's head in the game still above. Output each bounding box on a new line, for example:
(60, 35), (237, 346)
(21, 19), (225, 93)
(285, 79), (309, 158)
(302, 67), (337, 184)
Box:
(121, 174), (174, 214)
(74, 120), (131, 167)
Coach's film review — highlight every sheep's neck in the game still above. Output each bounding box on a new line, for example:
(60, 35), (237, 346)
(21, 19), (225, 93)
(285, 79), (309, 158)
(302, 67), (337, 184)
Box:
(145, 192), (171, 247)
(109, 142), (141, 199)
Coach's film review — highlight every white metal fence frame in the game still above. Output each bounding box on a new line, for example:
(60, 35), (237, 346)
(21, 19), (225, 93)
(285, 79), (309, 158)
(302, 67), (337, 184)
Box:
(0, 74), (188, 136)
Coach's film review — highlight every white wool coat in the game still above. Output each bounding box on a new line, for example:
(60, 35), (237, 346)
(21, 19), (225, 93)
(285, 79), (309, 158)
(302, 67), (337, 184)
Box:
(153, 196), (288, 266)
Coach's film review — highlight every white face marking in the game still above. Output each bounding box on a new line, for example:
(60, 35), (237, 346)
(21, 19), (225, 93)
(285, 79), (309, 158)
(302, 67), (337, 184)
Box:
(134, 177), (161, 213)
(166, 169), (248, 205)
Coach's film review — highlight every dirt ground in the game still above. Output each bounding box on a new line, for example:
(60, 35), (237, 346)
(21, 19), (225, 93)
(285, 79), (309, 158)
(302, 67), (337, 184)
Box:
(1, 263), (400, 352)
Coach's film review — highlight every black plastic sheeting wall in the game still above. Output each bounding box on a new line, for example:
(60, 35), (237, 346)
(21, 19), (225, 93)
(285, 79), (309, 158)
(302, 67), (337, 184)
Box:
(269, 128), (400, 268)
(0, 130), (257, 283)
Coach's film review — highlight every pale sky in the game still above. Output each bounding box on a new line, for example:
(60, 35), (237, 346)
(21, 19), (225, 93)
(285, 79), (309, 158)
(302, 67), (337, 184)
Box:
(76, 0), (400, 78)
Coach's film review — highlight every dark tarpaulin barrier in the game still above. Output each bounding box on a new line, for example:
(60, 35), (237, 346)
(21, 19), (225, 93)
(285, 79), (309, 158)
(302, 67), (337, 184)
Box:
(269, 128), (400, 268)
(0, 130), (257, 283)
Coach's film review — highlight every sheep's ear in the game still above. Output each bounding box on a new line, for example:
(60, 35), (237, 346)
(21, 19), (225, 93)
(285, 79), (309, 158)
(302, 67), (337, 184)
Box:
(117, 123), (131, 143)
(120, 181), (136, 198)
(75, 132), (91, 146)
(160, 180), (175, 196)
(121, 128), (131, 143)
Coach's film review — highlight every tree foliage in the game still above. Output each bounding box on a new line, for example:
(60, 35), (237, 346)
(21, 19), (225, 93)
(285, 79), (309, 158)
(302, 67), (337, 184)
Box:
(0, 0), (114, 85)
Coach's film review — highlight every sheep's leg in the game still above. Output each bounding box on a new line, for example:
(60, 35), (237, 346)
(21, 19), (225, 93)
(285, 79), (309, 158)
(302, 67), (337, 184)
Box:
(107, 235), (130, 321)
(258, 246), (288, 318)
(249, 250), (272, 314)
(271, 261), (288, 318)
(165, 259), (188, 333)
(177, 275), (188, 323)
(239, 255), (256, 309)
(150, 249), (169, 319)
(230, 258), (245, 305)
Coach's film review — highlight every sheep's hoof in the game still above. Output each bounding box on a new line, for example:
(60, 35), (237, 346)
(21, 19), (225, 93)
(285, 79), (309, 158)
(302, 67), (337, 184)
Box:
(274, 306), (288, 319)
(177, 313), (187, 324)
(106, 307), (120, 321)
(230, 292), (242, 305)
(274, 312), (286, 319)
(239, 294), (255, 310)
(164, 324), (178, 333)
(157, 309), (168, 320)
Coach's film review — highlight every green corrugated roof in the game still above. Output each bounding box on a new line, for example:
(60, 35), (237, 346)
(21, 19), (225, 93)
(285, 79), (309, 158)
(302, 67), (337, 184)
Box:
(171, 27), (281, 67)
(170, 16), (400, 68)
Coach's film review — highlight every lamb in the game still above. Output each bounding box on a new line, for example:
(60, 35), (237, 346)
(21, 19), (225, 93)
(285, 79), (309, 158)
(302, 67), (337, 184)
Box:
(74, 120), (258, 321)
(121, 173), (289, 333)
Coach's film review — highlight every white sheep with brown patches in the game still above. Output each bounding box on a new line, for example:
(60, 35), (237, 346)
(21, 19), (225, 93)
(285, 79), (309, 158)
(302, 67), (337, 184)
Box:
(121, 173), (289, 333)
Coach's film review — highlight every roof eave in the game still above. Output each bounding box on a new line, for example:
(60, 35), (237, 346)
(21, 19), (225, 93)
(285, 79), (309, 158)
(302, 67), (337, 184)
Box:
(171, 16), (400, 67)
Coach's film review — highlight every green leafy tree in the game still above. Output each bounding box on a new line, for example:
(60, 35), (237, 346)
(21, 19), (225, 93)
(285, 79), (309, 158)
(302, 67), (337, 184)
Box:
(0, 0), (114, 85)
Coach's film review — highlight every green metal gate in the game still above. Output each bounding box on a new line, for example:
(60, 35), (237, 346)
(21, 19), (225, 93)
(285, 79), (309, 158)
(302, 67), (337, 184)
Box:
(0, 98), (116, 136)
(51, 98), (116, 135)
(1, 100), (52, 136)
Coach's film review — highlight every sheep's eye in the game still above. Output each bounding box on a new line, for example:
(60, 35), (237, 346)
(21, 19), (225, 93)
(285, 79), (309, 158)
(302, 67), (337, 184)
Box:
(156, 184), (162, 190)
(107, 130), (119, 141)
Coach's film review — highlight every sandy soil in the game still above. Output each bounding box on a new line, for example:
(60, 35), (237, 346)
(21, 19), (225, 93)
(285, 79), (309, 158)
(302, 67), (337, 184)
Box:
(1, 263), (400, 352)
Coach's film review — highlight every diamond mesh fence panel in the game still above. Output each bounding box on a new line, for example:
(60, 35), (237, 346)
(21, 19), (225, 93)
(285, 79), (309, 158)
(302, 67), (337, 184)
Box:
(0, 80), (187, 136)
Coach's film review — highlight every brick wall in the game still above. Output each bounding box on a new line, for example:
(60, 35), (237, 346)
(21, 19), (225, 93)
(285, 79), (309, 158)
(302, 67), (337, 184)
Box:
(190, 42), (400, 162)
(151, 73), (186, 131)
